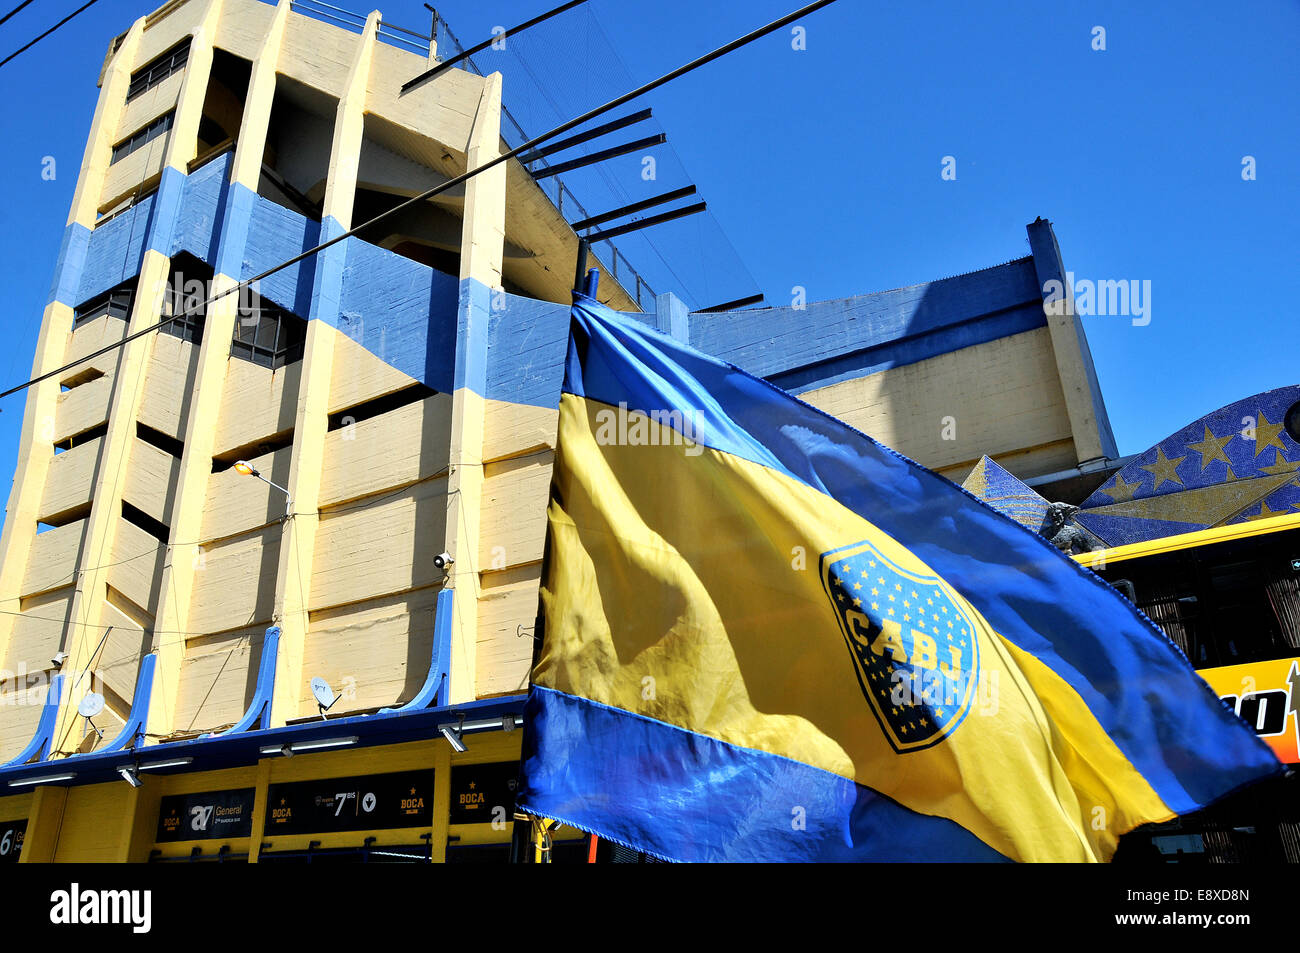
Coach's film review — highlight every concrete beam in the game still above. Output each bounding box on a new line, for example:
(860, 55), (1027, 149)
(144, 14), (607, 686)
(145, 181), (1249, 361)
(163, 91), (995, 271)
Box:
(1027, 218), (1119, 464)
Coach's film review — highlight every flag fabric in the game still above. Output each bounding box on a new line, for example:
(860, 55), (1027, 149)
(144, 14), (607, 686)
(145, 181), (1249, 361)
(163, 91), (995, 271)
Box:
(516, 294), (1282, 862)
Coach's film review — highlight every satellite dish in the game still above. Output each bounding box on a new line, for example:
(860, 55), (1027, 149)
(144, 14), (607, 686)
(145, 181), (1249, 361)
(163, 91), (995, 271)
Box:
(78, 692), (105, 740)
(77, 692), (104, 718)
(311, 677), (335, 708)
(311, 677), (340, 719)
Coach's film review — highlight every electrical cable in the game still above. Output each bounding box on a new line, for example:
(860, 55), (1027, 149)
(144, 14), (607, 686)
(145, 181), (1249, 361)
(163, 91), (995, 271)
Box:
(0, 0), (101, 69)
(0, 0), (36, 28)
(0, 0), (839, 402)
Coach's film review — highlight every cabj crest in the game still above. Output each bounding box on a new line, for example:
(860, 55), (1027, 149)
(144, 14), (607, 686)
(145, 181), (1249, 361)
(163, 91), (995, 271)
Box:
(821, 540), (980, 753)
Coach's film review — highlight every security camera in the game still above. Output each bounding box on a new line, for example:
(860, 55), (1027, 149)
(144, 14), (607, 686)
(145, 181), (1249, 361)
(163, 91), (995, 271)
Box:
(433, 552), (455, 570)
(117, 766), (141, 789)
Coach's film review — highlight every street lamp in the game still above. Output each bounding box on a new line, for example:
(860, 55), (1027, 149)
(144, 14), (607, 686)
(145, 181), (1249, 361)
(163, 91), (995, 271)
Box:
(233, 460), (291, 516)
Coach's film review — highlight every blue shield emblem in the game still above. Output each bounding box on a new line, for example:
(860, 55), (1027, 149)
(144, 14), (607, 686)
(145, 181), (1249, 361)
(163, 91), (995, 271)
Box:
(820, 540), (980, 753)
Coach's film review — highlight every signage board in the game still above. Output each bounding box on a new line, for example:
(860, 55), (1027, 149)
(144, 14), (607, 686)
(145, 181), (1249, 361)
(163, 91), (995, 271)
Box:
(156, 789), (256, 842)
(449, 762), (519, 826)
(0, 820), (25, 863)
(265, 770), (432, 835)
(1197, 656), (1300, 764)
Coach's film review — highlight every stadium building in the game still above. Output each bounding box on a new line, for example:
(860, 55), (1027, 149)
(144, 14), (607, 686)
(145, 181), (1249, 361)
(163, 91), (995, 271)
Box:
(2, 0), (1286, 863)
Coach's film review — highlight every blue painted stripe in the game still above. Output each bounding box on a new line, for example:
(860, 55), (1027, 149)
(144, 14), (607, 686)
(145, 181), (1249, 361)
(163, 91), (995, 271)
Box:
(519, 685), (1011, 862)
(240, 191), (321, 318)
(308, 216), (348, 326)
(71, 199), (153, 307)
(214, 179), (256, 280)
(46, 222), (91, 308)
(484, 291), (570, 407)
(170, 151), (233, 263)
(769, 302), (1045, 396)
(146, 165), (187, 256)
(691, 257), (1044, 384)
(561, 296), (1283, 816)
(336, 236), (459, 392)
(454, 277), (491, 394)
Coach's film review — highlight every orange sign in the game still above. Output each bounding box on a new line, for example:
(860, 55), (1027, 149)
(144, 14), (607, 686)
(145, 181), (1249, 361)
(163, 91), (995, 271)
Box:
(1197, 656), (1300, 764)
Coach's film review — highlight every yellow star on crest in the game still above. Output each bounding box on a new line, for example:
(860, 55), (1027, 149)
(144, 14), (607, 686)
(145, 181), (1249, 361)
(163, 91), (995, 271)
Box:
(1247, 500), (1289, 521)
(1187, 425), (1234, 471)
(1100, 473), (1143, 503)
(1254, 410), (1288, 460)
(1140, 446), (1186, 490)
(1259, 458), (1300, 476)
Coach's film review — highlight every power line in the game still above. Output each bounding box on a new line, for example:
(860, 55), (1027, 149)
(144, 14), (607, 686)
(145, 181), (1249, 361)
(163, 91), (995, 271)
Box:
(0, 0), (36, 28)
(0, 0), (840, 402)
(0, 0), (102, 70)
(404, 0), (590, 92)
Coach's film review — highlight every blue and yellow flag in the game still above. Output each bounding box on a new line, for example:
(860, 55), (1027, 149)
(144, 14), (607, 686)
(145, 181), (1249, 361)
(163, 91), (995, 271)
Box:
(517, 296), (1281, 862)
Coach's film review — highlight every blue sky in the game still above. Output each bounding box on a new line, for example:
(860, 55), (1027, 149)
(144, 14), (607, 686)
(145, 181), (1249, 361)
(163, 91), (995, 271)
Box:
(0, 0), (1296, 510)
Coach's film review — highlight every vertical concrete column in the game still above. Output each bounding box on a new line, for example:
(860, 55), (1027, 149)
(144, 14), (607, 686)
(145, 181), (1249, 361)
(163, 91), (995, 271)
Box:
(117, 776), (162, 861)
(246, 758), (273, 862)
(654, 292), (690, 343)
(52, 3), (226, 754)
(0, 20), (144, 687)
(430, 741), (451, 862)
(1027, 218), (1118, 465)
(16, 785), (67, 862)
(444, 72), (505, 704)
(149, 0), (292, 738)
(267, 12), (379, 727)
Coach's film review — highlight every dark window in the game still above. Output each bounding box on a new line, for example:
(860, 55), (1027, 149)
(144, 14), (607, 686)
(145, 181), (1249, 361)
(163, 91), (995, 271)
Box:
(122, 500), (170, 543)
(327, 383), (437, 431)
(110, 111), (174, 164)
(160, 253), (211, 344)
(126, 41), (189, 102)
(137, 421), (185, 458)
(230, 296), (307, 369)
(73, 282), (135, 329)
(54, 422), (108, 453)
(212, 430), (294, 473)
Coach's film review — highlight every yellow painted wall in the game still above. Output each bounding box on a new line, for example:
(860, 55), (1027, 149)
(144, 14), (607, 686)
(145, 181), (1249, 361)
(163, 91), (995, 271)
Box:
(799, 327), (1077, 480)
(138, 333), (200, 439)
(0, 730), (533, 862)
(310, 478), (447, 611)
(53, 781), (134, 862)
(172, 625), (265, 734)
(213, 359), (300, 456)
(106, 519), (167, 615)
(187, 525), (281, 633)
(21, 528), (86, 598)
(300, 585), (440, 716)
(54, 374), (113, 444)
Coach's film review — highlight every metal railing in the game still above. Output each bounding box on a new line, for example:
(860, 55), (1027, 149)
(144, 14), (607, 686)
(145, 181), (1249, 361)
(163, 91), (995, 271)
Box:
(434, 14), (653, 309)
(288, 0), (430, 56)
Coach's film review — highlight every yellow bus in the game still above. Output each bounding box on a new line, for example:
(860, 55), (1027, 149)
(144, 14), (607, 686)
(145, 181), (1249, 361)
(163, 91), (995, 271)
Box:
(1075, 513), (1300, 863)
